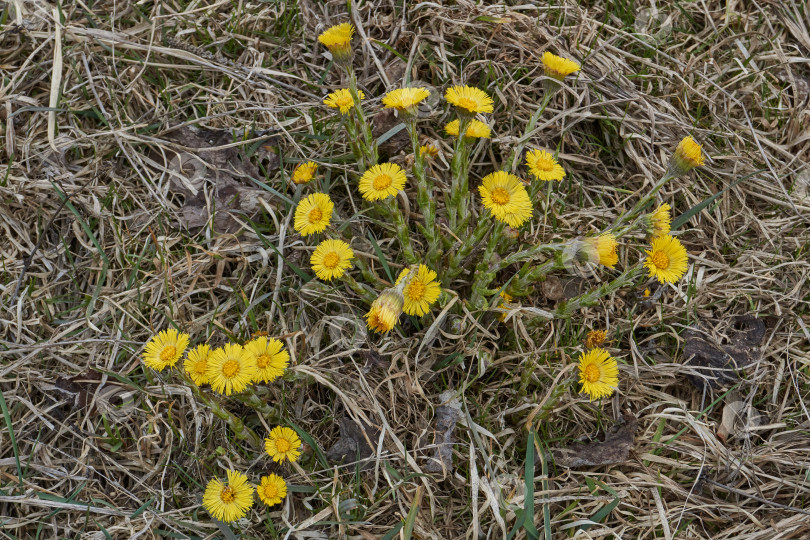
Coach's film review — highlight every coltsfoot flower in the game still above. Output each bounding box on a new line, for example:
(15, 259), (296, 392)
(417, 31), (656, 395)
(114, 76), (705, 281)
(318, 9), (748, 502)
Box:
(318, 23), (354, 64)
(207, 343), (257, 395)
(382, 87), (430, 116)
(294, 193), (334, 236)
(359, 163), (407, 201)
(667, 136), (705, 177)
(525, 149), (565, 182)
(265, 426), (302, 463)
(311, 239), (354, 281)
(292, 161), (317, 184)
(396, 265), (441, 317)
(143, 328), (189, 371)
(257, 474), (287, 507)
(644, 235), (688, 284)
(184, 344), (211, 386)
(542, 51), (581, 81)
(445, 85), (494, 115)
(444, 119), (491, 139)
(578, 348), (619, 401)
(478, 171), (533, 228)
(245, 337), (289, 383)
(585, 330), (607, 349)
(419, 144), (439, 158)
(366, 289), (404, 334)
(498, 291), (514, 322)
(324, 88), (364, 114)
(202, 470), (254, 523)
(646, 203), (671, 238)
(582, 233), (619, 268)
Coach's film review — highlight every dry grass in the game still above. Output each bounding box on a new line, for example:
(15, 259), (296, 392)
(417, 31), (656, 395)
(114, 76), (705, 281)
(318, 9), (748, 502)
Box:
(1, 0), (809, 538)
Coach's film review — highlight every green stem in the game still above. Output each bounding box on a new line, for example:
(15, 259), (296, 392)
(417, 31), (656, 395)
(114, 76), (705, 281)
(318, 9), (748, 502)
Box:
(507, 92), (552, 173)
(613, 172), (674, 231)
(445, 217), (493, 285)
(341, 271), (377, 304)
(386, 197), (418, 265)
(347, 73), (378, 170)
(551, 266), (645, 319)
(235, 386), (282, 425)
(407, 121), (440, 268)
(447, 118), (471, 229)
(469, 222), (504, 309)
(183, 373), (261, 447)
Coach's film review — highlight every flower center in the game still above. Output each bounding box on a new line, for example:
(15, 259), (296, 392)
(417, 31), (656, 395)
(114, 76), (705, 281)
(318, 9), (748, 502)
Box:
(256, 354), (271, 369)
(338, 96), (353, 108)
(263, 485), (278, 499)
(220, 486), (236, 503)
(194, 361), (207, 374)
(373, 174), (392, 191)
(159, 346), (176, 363)
(308, 207), (323, 224)
(457, 97), (477, 111)
(491, 187), (510, 205)
(222, 360), (239, 378)
(651, 251), (670, 270)
(323, 252), (341, 269)
(407, 281), (426, 301)
(537, 157), (554, 171)
(584, 364), (601, 383)
(275, 438), (291, 453)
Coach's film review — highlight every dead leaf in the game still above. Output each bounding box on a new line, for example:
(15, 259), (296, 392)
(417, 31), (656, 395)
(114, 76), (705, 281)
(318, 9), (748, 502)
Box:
(361, 349), (390, 373)
(325, 417), (380, 468)
(552, 412), (638, 468)
(684, 315), (765, 391)
(372, 109), (409, 158)
(717, 395), (769, 443)
(425, 390), (462, 475)
(541, 276), (587, 302)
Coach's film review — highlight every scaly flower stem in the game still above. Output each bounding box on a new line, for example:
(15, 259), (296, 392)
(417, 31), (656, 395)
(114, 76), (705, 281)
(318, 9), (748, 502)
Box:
(406, 120), (440, 267)
(445, 217), (493, 285)
(447, 118), (471, 229)
(236, 386), (282, 425)
(386, 197), (418, 265)
(182, 373), (261, 447)
(347, 72), (378, 170)
(550, 266), (646, 319)
(506, 250), (569, 297)
(612, 172), (674, 230)
(507, 92), (553, 173)
(469, 221), (505, 309)
(341, 271), (377, 304)
(494, 241), (567, 273)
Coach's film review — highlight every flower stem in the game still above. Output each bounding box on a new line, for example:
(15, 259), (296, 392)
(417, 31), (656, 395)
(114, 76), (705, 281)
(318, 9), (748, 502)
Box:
(406, 121), (440, 268)
(447, 118), (471, 230)
(182, 373), (261, 447)
(612, 172), (674, 230)
(347, 72), (378, 171)
(386, 197), (418, 265)
(507, 92), (552, 173)
(469, 222), (504, 309)
(445, 217), (493, 285)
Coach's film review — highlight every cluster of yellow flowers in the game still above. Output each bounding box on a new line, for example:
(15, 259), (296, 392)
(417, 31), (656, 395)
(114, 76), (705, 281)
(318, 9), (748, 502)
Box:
(141, 329), (302, 523)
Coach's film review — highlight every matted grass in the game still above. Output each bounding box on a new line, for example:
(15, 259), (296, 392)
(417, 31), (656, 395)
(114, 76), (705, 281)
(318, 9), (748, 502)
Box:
(1, 0), (809, 538)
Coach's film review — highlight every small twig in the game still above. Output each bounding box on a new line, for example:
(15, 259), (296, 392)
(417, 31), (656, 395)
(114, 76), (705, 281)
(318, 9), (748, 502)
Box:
(701, 474), (810, 517)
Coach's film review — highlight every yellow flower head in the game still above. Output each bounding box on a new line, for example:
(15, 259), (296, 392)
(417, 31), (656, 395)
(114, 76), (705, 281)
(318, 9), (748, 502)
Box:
(582, 233), (619, 268)
(478, 171), (533, 228)
(498, 291), (514, 322)
(184, 343), (211, 386)
(257, 474), (287, 507)
(445, 85), (494, 115)
(444, 119), (491, 139)
(244, 337), (289, 383)
(294, 193), (333, 236)
(542, 51), (581, 80)
(359, 163), (407, 201)
(382, 87), (430, 116)
(143, 328), (189, 371)
(311, 239), (354, 281)
(202, 470), (254, 523)
(419, 144), (439, 159)
(585, 329), (607, 349)
(265, 426), (302, 463)
(366, 289), (404, 334)
(668, 136), (705, 176)
(647, 203), (671, 238)
(578, 348), (619, 401)
(206, 343), (257, 395)
(396, 265), (441, 317)
(292, 161), (317, 185)
(324, 88), (364, 114)
(318, 23), (354, 64)
(644, 235), (688, 284)
(525, 149), (565, 182)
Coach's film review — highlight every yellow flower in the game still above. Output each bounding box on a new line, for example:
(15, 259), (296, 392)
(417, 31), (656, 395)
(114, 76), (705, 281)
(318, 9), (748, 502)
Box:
(184, 344), (211, 386)
(583, 233), (619, 268)
(478, 171), (533, 228)
(382, 87), (430, 116)
(445, 85), (494, 115)
(578, 348), (619, 401)
(668, 136), (705, 176)
(444, 119), (491, 139)
(366, 289), (404, 334)
(542, 51), (581, 80)
(324, 88), (364, 114)
(294, 193), (333, 236)
(498, 291), (514, 322)
(396, 265), (441, 317)
(644, 235), (688, 284)
(206, 343), (257, 395)
(292, 161), (317, 184)
(257, 474), (287, 507)
(265, 426), (302, 463)
(419, 144), (439, 158)
(359, 163), (407, 201)
(647, 203), (671, 238)
(525, 149), (565, 182)
(584, 330), (607, 349)
(643, 288), (651, 297)
(244, 337), (289, 383)
(318, 23), (354, 64)
(202, 470), (254, 523)
(311, 239), (354, 281)
(143, 329), (189, 371)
